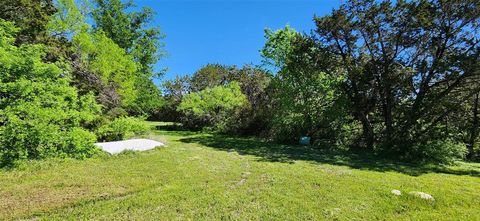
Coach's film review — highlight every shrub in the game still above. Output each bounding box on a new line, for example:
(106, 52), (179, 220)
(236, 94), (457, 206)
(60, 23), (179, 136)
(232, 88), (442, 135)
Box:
(177, 82), (249, 132)
(0, 20), (101, 167)
(64, 128), (99, 158)
(96, 117), (150, 142)
(406, 139), (468, 164)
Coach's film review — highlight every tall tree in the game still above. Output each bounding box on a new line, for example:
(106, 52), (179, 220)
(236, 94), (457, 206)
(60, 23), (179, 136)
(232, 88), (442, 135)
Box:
(0, 0), (56, 44)
(0, 19), (101, 166)
(262, 26), (348, 144)
(92, 0), (165, 75)
(178, 82), (249, 131)
(160, 75), (192, 122)
(469, 92), (479, 158)
(314, 0), (480, 152)
(92, 0), (166, 116)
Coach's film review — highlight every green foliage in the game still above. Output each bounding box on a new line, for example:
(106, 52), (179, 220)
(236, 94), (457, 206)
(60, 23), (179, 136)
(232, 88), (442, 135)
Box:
(262, 26), (349, 144)
(73, 30), (139, 108)
(91, 0), (166, 116)
(92, 0), (142, 50)
(92, 0), (165, 75)
(1, 0), (477, 167)
(189, 64), (231, 92)
(406, 140), (468, 165)
(96, 117), (150, 141)
(163, 64), (271, 134)
(0, 0), (166, 166)
(313, 0), (480, 157)
(261, 25), (298, 69)
(0, 20), (101, 167)
(0, 0), (56, 43)
(48, 0), (91, 37)
(159, 75), (191, 122)
(127, 78), (165, 117)
(178, 82), (249, 131)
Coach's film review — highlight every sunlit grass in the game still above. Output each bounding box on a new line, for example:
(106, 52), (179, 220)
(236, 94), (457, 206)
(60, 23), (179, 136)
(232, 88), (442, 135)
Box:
(0, 122), (479, 220)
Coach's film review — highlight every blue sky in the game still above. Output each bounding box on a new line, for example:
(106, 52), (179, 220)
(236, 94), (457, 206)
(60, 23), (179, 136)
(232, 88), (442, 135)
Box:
(133, 0), (341, 81)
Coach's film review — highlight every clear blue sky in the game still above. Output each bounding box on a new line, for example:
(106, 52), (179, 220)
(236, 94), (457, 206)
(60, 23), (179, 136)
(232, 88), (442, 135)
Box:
(133, 0), (341, 81)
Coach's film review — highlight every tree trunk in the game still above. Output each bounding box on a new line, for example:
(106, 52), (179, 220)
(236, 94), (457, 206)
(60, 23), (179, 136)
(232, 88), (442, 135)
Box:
(468, 92), (479, 159)
(358, 112), (375, 149)
(382, 84), (394, 145)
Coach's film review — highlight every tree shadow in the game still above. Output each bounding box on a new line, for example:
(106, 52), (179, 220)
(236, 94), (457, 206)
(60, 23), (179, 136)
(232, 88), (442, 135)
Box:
(155, 124), (191, 132)
(179, 134), (480, 177)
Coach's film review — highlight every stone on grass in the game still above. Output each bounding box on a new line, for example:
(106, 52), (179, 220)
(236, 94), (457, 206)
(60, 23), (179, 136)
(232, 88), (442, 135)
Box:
(409, 191), (434, 201)
(391, 189), (402, 196)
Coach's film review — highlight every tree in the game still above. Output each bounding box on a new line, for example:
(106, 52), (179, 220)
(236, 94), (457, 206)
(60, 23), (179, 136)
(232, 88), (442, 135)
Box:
(0, 20), (101, 166)
(72, 30), (139, 110)
(160, 75), (191, 122)
(231, 65), (272, 134)
(0, 0), (56, 44)
(48, 0), (91, 37)
(189, 64), (232, 92)
(262, 26), (348, 144)
(92, 0), (165, 75)
(180, 64), (271, 134)
(178, 82), (249, 131)
(128, 78), (165, 117)
(314, 0), (480, 157)
(469, 92), (480, 158)
(92, 0), (166, 116)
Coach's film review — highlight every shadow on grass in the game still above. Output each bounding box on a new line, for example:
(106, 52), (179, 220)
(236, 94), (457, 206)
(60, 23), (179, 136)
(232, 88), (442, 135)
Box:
(179, 134), (480, 177)
(155, 124), (191, 132)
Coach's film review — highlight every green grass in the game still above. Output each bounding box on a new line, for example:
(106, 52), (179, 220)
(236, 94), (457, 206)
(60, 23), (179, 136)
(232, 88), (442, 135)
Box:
(1, 122), (479, 220)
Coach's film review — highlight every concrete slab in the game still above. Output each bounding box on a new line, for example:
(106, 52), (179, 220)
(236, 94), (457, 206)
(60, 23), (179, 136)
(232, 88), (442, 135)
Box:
(95, 139), (164, 154)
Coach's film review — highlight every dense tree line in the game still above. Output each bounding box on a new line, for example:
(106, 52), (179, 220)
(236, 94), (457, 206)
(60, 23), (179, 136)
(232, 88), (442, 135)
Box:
(0, 0), (478, 166)
(164, 0), (479, 164)
(161, 64), (271, 135)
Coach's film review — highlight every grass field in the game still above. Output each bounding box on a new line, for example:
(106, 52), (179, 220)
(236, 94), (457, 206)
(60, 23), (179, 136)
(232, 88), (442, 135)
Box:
(1, 122), (479, 220)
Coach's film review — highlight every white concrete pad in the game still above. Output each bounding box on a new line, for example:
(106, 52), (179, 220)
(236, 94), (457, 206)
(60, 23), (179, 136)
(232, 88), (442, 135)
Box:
(95, 139), (164, 154)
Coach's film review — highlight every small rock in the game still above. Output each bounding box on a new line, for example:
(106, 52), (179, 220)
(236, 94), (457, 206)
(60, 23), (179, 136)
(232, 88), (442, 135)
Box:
(391, 189), (402, 196)
(409, 191), (434, 201)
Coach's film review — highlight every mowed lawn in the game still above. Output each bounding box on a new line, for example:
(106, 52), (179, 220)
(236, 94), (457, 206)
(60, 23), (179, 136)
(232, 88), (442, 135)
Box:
(1, 123), (480, 220)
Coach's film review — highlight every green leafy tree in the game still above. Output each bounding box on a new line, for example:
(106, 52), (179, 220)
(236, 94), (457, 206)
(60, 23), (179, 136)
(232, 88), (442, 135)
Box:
(72, 30), (139, 109)
(0, 0), (56, 44)
(261, 25), (298, 70)
(160, 75), (192, 122)
(262, 26), (348, 144)
(174, 64), (271, 134)
(128, 78), (165, 117)
(0, 20), (101, 167)
(92, 0), (166, 116)
(178, 82), (249, 131)
(48, 0), (91, 37)
(313, 0), (479, 162)
(189, 64), (232, 92)
(231, 65), (272, 134)
(92, 0), (165, 75)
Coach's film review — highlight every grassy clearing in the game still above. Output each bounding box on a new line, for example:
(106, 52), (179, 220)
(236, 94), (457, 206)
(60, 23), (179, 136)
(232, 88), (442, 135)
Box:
(1, 122), (479, 220)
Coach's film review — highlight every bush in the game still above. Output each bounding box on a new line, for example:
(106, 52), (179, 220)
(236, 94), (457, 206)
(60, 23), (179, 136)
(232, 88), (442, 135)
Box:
(0, 20), (101, 167)
(64, 128), (99, 158)
(406, 139), (468, 164)
(96, 117), (150, 142)
(177, 82), (249, 132)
